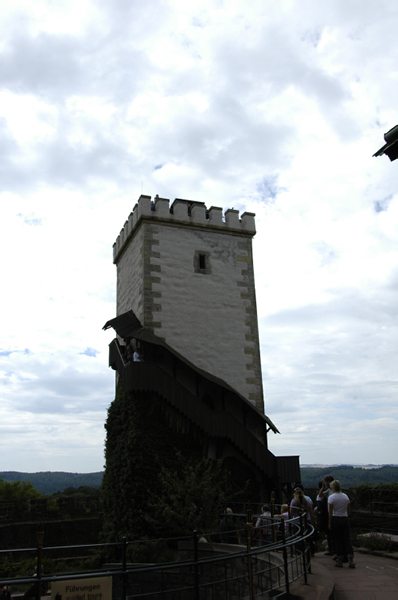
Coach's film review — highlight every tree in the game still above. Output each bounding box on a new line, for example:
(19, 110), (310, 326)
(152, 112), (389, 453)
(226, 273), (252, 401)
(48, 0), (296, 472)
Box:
(146, 453), (231, 537)
(0, 479), (43, 510)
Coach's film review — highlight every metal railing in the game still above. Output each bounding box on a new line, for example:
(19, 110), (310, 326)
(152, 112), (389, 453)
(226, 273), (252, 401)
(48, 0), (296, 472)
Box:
(0, 510), (314, 599)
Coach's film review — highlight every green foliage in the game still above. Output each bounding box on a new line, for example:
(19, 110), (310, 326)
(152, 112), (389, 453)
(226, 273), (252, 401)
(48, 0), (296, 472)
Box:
(126, 539), (175, 564)
(0, 478), (43, 509)
(146, 453), (232, 538)
(59, 486), (101, 497)
(0, 472), (103, 495)
(357, 532), (393, 552)
(351, 483), (398, 510)
(350, 484), (373, 509)
(0, 553), (18, 578)
(300, 465), (398, 489)
(46, 496), (58, 512)
(11, 554), (103, 580)
(0, 478), (102, 520)
(101, 383), (244, 547)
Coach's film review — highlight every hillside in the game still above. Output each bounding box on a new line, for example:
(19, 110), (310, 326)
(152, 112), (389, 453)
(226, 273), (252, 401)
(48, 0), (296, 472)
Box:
(1, 465), (397, 496)
(300, 465), (398, 489)
(0, 471), (103, 495)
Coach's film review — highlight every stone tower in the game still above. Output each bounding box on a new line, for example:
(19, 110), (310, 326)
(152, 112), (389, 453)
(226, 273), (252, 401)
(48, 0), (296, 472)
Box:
(113, 195), (264, 411)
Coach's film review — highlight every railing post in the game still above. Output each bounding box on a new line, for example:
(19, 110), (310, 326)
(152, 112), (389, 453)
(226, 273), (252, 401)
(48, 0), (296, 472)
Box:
(193, 530), (200, 600)
(299, 513), (308, 585)
(271, 491), (276, 541)
(370, 489), (375, 531)
(246, 509), (254, 600)
(280, 518), (290, 597)
(36, 523), (44, 600)
(122, 537), (127, 600)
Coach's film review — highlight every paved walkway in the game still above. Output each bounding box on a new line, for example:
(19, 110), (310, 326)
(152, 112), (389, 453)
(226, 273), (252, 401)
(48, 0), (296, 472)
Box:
(312, 551), (398, 599)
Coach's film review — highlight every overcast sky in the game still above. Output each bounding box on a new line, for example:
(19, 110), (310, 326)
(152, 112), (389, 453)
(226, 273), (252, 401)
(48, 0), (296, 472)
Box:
(1, 0), (398, 473)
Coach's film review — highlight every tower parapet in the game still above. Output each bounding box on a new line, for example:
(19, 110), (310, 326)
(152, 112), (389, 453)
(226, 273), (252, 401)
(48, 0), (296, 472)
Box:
(113, 195), (256, 263)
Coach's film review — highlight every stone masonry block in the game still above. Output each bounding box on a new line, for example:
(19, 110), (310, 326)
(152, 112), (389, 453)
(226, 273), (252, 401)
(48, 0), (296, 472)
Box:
(225, 209), (240, 229)
(154, 197), (170, 217)
(172, 201), (189, 220)
(208, 206), (223, 225)
(191, 204), (206, 223)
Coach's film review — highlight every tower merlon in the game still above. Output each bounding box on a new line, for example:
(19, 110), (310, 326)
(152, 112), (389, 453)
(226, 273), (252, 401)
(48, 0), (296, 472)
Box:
(113, 195), (257, 263)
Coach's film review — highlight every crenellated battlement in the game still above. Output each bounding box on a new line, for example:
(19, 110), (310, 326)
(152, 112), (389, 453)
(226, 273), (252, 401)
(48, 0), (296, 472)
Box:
(113, 195), (256, 263)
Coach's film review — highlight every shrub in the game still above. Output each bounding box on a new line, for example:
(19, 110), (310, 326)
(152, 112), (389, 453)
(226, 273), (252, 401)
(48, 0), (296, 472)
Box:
(0, 554), (18, 578)
(126, 539), (175, 564)
(357, 532), (393, 552)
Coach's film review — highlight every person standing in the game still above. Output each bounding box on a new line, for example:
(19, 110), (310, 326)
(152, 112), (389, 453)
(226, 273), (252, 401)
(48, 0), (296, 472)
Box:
(319, 475), (335, 555)
(290, 487), (316, 554)
(255, 504), (273, 545)
(328, 480), (355, 568)
(219, 508), (238, 544)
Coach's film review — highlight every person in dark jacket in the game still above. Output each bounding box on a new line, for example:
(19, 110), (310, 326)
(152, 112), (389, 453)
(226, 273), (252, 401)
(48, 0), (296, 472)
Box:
(219, 508), (238, 544)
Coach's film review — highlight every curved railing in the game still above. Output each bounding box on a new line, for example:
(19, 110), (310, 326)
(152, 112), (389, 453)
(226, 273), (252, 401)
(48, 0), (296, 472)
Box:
(0, 511), (314, 599)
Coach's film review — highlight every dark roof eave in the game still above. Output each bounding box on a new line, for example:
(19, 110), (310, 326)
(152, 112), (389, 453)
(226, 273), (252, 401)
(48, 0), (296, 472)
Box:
(373, 139), (398, 160)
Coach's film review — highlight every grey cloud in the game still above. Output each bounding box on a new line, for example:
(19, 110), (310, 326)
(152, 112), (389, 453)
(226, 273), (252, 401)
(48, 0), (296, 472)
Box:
(261, 284), (398, 423)
(81, 348), (99, 357)
(97, 0), (169, 33)
(256, 176), (285, 204)
(0, 119), (135, 193)
(386, 269), (398, 291)
(18, 213), (43, 226)
(210, 23), (359, 142)
(301, 28), (323, 49)
(149, 96), (293, 178)
(1, 352), (113, 416)
(265, 289), (398, 329)
(0, 26), (150, 104)
(11, 367), (113, 415)
(41, 130), (133, 186)
(0, 119), (21, 181)
(1, 31), (83, 97)
(214, 26), (346, 103)
(310, 242), (338, 267)
(374, 195), (393, 213)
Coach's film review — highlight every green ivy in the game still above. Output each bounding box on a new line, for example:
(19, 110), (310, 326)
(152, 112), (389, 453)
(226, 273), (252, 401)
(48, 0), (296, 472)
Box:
(101, 383), (244, 549)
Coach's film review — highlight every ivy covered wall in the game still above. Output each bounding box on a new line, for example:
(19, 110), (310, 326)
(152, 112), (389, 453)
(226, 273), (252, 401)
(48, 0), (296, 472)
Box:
(101, 382), (260, 547)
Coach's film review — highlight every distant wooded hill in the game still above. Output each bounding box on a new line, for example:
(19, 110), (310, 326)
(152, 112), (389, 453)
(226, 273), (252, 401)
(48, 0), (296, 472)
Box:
(300, 465), (398, 489)
(0, 471), (103, 495)
(1, 465), (396, 495)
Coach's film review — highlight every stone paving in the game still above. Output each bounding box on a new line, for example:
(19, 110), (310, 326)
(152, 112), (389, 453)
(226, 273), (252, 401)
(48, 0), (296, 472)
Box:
(312, 550), (398, 599)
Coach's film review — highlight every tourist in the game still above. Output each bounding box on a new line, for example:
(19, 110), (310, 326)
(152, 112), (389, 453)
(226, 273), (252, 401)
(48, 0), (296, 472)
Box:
(290, 486), (314, 526)
(290, 486), (316, 554)
(219, 508), (238, 544)
(328, 480), (355, 568)
(318, 475), (335, 555)
(255, 504), (273, 545)
(125, 343), (133, 363)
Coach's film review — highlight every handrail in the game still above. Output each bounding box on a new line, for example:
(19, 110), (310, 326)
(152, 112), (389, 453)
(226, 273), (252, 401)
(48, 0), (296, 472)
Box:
(0, 515), (313, 599)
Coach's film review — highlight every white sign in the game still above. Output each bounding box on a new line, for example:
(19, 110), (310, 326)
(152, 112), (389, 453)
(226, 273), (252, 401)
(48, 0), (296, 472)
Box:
(51, 576), (112, 600)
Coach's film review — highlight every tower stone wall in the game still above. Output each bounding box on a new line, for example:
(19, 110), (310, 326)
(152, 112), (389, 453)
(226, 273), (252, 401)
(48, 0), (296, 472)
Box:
(113, 195), (264, 411)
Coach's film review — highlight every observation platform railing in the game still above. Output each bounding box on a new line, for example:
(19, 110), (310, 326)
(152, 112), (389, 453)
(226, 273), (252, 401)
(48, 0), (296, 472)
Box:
(0, 510), (314, 599)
